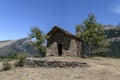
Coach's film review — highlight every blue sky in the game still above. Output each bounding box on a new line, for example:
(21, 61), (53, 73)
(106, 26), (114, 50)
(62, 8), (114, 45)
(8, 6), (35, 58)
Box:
(0, 0), (120, 40)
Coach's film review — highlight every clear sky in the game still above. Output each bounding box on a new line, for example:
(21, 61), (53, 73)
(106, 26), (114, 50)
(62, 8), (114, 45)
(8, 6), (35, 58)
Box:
(0, 0), (120, 40)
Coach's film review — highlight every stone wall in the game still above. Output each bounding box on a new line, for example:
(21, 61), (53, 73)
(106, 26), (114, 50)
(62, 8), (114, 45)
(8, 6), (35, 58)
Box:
(47, 31), (82, 57)
(25, 59), (89, 68)
(76, 41), (83, 57)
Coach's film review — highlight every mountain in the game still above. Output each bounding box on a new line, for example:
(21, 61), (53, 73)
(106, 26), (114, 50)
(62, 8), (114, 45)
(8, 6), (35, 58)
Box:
(104, 24), (120, 58)
(0, 38), (38, 56)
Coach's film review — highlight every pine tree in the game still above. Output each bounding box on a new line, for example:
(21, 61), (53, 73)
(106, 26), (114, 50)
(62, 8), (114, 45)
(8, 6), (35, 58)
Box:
(29, 26), (47, 57)
(76, 14), (107, 56)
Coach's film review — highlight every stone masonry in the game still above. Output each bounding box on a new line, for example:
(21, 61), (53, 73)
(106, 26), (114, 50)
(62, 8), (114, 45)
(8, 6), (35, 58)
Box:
(46, 26), (82, 57)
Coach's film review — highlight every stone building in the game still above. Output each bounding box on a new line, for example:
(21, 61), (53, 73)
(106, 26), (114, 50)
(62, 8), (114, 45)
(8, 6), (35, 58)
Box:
(46, 26), (83, 57)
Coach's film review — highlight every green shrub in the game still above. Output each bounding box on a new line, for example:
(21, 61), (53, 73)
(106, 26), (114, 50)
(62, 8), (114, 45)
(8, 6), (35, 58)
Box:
(15, 60), (24, 67)
(2, 61), (11, 71)
(0, 54), (5, 59)
(15, 54), (26, 67)
(92, 48), (110, 57)
(17, 53), (26, 60)
(33, 53), (41, 58)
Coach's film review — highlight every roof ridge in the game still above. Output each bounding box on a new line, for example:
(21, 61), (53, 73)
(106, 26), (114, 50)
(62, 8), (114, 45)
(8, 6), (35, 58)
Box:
(47, 26), (82, 41)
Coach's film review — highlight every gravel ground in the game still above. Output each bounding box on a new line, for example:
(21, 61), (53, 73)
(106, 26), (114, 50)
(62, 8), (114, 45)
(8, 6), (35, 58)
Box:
(0, 57), (120, 80)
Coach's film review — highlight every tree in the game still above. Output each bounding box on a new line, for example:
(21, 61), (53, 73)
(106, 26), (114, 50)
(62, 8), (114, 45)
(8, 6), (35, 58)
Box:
(76, 14), (107, 56)
(75, 25), (82, 37)
(29, 26), (47, 57)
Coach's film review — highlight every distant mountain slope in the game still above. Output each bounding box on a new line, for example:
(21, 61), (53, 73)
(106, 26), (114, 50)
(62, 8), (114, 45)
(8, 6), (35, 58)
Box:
(0, 40), (17, 48)
(0, 38), (38, 56)
(104, 24), (120, 58)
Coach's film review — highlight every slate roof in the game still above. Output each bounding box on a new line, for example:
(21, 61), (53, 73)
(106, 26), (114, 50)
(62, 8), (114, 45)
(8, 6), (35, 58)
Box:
(47, 26), (82, 41)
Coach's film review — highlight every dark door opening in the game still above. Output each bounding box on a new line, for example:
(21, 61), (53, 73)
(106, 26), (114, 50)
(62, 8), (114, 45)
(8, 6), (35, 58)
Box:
(57, 44), (62, 56)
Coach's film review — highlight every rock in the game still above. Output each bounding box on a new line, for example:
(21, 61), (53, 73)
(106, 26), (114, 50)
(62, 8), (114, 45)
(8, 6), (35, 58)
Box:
(25, 59), (89, 68)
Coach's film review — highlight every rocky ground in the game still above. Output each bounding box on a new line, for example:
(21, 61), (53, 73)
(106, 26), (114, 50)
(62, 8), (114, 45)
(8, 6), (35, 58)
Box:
(25, 57), (89, 68)
(0, 57), (120, 80)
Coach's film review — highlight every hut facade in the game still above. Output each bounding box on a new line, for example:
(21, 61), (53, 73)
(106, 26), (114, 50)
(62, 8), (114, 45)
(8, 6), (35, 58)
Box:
(46, 26), (83, 57)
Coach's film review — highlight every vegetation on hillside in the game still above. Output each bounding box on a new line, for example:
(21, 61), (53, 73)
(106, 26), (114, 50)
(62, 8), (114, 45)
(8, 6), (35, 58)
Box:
(105, 28), (120, 38)
(105, 27), (120, 58)
(0, 53), (26, 59)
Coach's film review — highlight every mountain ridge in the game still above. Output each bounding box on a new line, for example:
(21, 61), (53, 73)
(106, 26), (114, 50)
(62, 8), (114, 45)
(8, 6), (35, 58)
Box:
(0, 37), (38, 56)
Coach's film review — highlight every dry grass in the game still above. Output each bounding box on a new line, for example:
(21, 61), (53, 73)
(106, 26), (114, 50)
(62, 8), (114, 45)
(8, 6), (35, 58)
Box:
(0, 57), (120, 80)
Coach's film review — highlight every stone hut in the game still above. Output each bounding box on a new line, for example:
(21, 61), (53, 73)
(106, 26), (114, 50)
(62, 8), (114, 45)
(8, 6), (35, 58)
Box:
(46, 26), (83, 57)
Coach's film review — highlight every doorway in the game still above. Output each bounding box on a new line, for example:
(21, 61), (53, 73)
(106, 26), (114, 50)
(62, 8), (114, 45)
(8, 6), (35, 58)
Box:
(57, 44), (62, 56)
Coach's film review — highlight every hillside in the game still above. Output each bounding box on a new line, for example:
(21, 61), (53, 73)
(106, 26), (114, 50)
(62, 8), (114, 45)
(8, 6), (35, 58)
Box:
(104, 24), (120, 58)
(0, 38), (38, 56)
